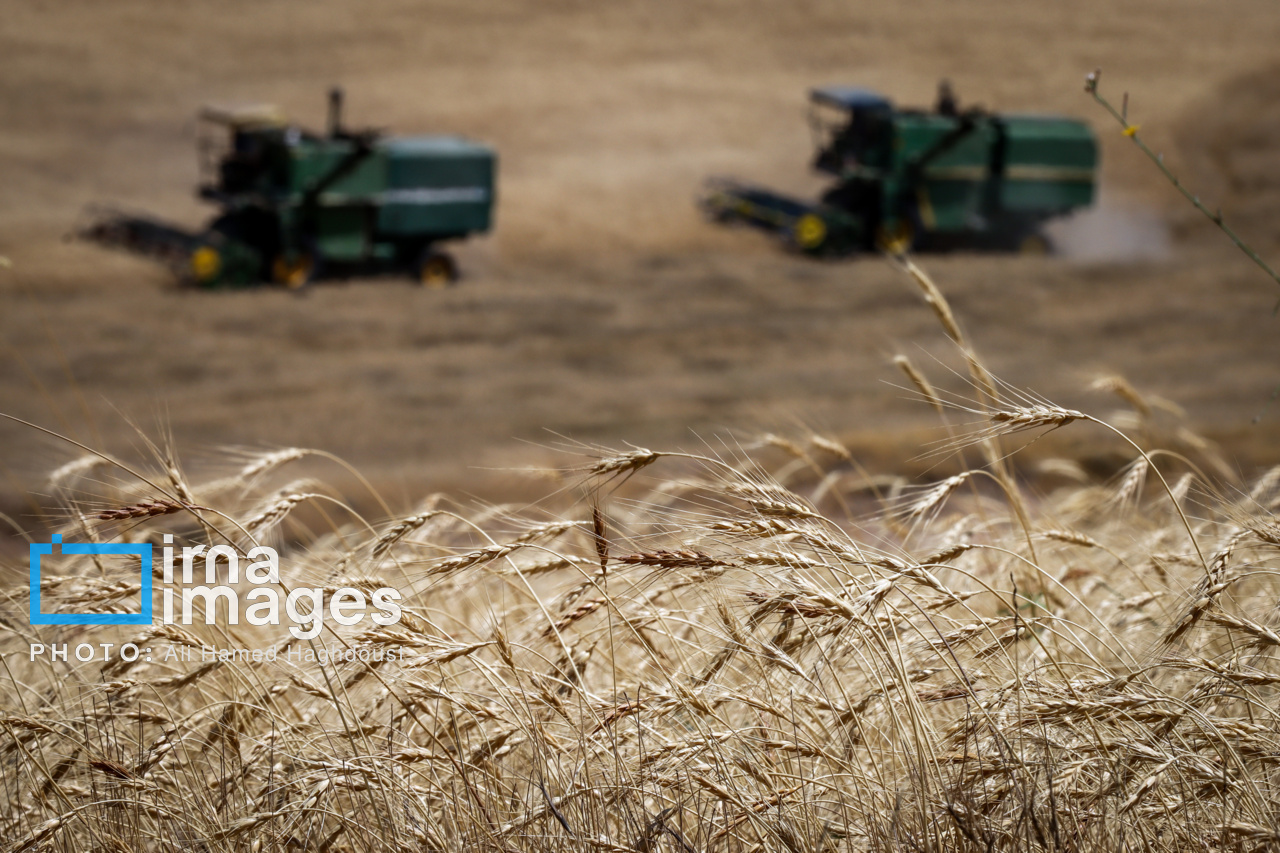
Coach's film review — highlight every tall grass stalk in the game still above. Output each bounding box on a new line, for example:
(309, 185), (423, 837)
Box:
(1085, 68), (1280, 296)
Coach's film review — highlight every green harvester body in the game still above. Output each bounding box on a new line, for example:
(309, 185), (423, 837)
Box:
(702, 86), (1097, 255)
(80, 90), (495, 287)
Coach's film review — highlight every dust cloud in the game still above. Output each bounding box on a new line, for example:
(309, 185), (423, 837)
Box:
(1047, 200), (1172, 262)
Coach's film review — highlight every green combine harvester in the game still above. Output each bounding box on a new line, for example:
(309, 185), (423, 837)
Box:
(79, 89), (495, 287)
(701, 84), (1097, 255)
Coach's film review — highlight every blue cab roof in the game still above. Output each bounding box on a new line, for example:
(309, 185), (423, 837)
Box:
(809, 87), (892, 112)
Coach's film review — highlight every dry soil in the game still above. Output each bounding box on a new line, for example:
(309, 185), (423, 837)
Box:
(3, 0), (1280, 515)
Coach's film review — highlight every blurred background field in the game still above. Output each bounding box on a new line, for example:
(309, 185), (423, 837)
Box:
(3, 0), (1280, 517)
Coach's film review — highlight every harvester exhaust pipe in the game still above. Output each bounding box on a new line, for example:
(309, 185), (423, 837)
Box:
(327, 86), (344, 138)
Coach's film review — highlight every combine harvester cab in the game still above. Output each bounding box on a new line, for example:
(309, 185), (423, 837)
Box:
(80, 89), (496, 288)
(701, 84), (1097, 256)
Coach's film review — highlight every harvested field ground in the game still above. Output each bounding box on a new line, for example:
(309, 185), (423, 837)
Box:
(3, 0), (1280, 507)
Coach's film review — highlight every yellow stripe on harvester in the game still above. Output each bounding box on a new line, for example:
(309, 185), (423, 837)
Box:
(922, 166), (988, 181)
(1004, 165), (1095, 182)
(915, 189), (937, 230)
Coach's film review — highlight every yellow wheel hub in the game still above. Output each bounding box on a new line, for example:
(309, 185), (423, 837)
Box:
(272, 254), (314, 288)
(420, 262), (450, 287)
(793, 214), (827, 250)
(416, 253), (456, 288)
(1019, 233), (1050, 256)
(190, 246), (221, 283)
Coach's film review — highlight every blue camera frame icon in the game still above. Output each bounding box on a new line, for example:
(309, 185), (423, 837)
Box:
(30, 535), (153, 626)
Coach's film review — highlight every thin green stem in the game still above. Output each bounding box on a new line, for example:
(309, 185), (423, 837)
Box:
(1085, 69), (1280, 300)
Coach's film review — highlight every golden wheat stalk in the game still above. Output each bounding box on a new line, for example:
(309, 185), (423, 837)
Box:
(91, 498), (209, 520)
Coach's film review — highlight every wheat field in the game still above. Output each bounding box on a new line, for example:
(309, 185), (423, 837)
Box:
(5, 252), (1280, 853)
(5, 4), (1280, 849)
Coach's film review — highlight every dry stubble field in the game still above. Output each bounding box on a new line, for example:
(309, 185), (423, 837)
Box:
(3, 0), (1280, 507)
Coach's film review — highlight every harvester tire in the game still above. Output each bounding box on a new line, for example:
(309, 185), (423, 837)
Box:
(415, 250), (458, 288)
(271, 251), (318, 289)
